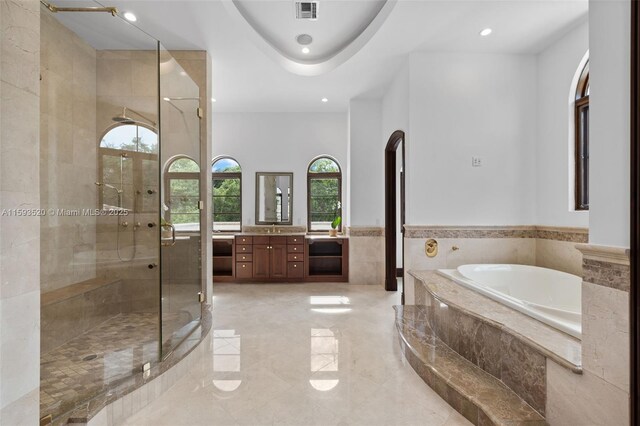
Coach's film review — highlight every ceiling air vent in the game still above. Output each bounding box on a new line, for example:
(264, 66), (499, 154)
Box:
(295, 2), (318, 20)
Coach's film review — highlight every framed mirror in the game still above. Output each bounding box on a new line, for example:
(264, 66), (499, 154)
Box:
(255, 172), (293, 225)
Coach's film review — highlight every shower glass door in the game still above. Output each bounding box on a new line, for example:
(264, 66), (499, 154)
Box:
(159, 46), (203, 356)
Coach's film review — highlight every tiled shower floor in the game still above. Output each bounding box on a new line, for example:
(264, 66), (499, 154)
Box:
(40, 313), (160, 420)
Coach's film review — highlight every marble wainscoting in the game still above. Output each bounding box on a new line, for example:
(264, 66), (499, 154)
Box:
(403, 225), (588, 304)
(0, 0), (41, 424)
(546, 244), (629, 425)
(348, 226), (385, 286)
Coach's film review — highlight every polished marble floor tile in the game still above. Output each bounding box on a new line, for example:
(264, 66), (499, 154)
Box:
(123, 283), (470, 426)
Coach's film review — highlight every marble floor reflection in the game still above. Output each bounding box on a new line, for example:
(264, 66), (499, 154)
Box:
(123, 283), (471, 425)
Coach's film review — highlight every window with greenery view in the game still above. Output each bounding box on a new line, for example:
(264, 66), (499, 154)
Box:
(575, 60), (589, 211)
(212, 157), (241, 232)
(165, 157), (200, 229)
(308, 157), (342, 232)
(98, 124), (158, 210)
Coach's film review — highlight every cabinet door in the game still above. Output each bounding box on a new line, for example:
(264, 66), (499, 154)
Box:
(270, 244), (288, 279)
(253, 245), (270, 279)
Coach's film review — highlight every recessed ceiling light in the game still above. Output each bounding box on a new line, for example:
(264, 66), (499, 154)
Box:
(211, 98), (217, 103)
(296, 34), (313, 45)
(302, 47), (310, 54)
(179, 71), (187, 76)
(321, 98), (328, 103)
(123, 12), (137, 22)
(479, 28), (493, 36)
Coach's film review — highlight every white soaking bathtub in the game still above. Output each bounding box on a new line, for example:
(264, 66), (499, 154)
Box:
(437, 264), (582, 339)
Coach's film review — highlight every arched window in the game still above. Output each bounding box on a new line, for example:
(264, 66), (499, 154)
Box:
(575, 60), (589, 210)
(98, 123), (158, 210)
(307, 156), (342, 232)
(164, 156), (200, 230)
(212, 157), (242, 232)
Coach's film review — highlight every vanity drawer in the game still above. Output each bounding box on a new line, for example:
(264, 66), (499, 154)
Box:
(236, 253), (253, 262)
(270, 236), (287, 244)
(236, 244), (253, 254)
(236, 236), (252, 245)
(287, 236), (304, 244)
(254, 236), (270, 245)
(288, 244), (304, 254)
(287, 262), (304, 278)
(236, 262), (253, 278)
(287, 253), (303, 262)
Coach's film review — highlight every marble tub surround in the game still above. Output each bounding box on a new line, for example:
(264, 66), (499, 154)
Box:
(403, 225), (588, 303)
(395, 306), (546, 425)
(411, 271), (582, 372)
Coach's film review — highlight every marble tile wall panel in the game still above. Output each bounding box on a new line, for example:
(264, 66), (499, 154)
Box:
(582, 281), (629, 392)
(0, 0), (41, 423)
(349, 236), (385, 285)
(40, 12), (98, 292)
(583, 259), (630, 292)
(546, 358), (629, 426)
(535, 239), (583, 276)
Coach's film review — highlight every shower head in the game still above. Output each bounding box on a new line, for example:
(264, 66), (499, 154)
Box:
(112, 107), (156, 127)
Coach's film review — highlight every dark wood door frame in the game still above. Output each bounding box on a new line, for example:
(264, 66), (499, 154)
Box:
(631, 1), (639, 423)
(385, 130), (406, 300)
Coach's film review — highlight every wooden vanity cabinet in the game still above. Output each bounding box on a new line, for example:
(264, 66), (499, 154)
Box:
(234, 235), (299, 281)
(214, 234), (348, 283)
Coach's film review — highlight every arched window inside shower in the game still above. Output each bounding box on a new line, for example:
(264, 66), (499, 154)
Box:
(164, 156), (201, 231)
(212, 156), (242, 232)
(98, 123), (158, 211)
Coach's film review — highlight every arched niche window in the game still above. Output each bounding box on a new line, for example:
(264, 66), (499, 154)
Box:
(164, 156), (200, 230)
(307, 156), (342, 232)
(575, 60), (589, 210)
(212, 157), (242, 232)
(98, 123), (158, 210)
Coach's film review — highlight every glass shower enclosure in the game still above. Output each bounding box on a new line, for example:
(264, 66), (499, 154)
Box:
(39, 4), (204, 422)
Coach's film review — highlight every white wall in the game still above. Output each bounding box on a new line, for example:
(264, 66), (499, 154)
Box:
(536, 21), (590, 228)
(406, 52), (537, 226)
(348, 99), (383, 226)
(212, 112), (348, 227)
(589, 0), (630, 247)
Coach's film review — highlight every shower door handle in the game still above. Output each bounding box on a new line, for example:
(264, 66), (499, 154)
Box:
(161, 224), (176, 247)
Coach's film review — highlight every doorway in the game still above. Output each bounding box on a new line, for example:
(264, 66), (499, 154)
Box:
(384, 130), (406, 301)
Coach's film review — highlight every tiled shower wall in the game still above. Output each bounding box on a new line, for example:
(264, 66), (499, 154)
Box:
(95, 49), (160, 314)
(0, 0), (41, 423)
(40, 12), (97, 292)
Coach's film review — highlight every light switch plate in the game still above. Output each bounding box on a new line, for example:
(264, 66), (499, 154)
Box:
(472, 157), (482, 167)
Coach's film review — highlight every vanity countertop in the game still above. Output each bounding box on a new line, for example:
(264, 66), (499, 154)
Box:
(212, 234), (236, 240)
(212, 233), (347, 239)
